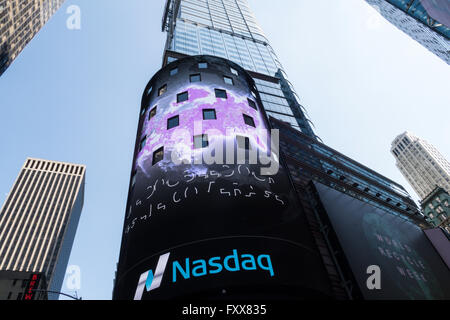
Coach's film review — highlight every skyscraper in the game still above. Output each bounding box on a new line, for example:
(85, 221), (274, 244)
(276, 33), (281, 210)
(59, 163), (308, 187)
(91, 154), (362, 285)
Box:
(365, 0), (450, 64)
(391, 131), (450, 200)
(161, 0), (317, 138)
(0, 0), (66, 76)
(114, 0), (450, 300)
(0, 158), (85, 299)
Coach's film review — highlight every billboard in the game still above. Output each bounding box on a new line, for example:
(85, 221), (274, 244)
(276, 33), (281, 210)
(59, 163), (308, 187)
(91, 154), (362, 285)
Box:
(113, 56), (331, 300)
(23, 273), (43, 301)
(313, 182), (450, 300)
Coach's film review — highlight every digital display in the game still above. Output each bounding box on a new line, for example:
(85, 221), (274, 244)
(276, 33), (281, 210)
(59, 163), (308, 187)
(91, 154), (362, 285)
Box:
(113, 56), (331, 300)
(23, 273), (42, 301)
(313, 182), (450, 300)
(137, 85), (270, 174)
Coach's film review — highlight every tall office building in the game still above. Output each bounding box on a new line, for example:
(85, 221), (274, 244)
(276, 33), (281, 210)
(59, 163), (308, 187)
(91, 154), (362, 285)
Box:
(0, 0), (66, 76)
(0, 158), (85, 300)
(114, 0), (450, 300)
(161, 0), (317, 138)
(365, 0), (450, 64)
(391, 131), (450, 200)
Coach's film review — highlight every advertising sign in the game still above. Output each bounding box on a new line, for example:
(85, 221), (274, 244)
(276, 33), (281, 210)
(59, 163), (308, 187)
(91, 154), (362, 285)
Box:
(313, 182), (450, 300)
(23, 273), (42, 301)
(113, 56), (331, 300)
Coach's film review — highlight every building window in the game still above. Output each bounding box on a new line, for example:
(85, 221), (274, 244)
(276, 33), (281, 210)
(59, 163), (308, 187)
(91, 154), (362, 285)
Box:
(203, 109), (216, 120)
(194, 134), (209, 149)
(149, 106), (157, 120)
(224, 76), (234, 85)
(230, 67), (238, 76)
(158, 85), (167, 96)
(247, 98), (257, 110)
(243, 114), (255, 127)
(167, 115), (179, 129)
(177, 91), (189, 103)
(153, 147), (164, 165)
(215, 89), (227, 99)
(190, 73), (201, 82)
(170, 67), (178, 76)
(198, 62), (208, 69)
(139, 136), (147, 152)
(237, 136), (251, 150)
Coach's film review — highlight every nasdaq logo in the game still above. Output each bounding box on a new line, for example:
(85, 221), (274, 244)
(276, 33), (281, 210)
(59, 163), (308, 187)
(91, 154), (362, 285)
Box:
(172, 249), (274, 282)
(134, 252), (170, 300)
(134, 250), (274, 300)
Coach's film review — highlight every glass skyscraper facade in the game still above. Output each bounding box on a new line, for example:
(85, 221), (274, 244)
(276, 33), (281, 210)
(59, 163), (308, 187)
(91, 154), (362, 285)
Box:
(366, 0), (450, 64)
(161, 0), (317, 137)
(113, 0), (450, 301)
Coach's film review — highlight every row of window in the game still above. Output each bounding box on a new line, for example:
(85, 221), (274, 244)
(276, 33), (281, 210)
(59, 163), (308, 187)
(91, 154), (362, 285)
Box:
(163, 110), (256, 131)
(131, 134), (253, 188)
(146, 63), (240, 97)
(158, 75), (234, 98)
(171, 20), (279, 74)
(139, 110), (256, 153)
(149, 134), (251, 167)
(145, 88), (258, 122)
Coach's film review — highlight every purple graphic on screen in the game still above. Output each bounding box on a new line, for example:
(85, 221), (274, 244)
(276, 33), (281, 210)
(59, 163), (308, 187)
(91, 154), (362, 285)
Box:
(136, 84), (269, 175)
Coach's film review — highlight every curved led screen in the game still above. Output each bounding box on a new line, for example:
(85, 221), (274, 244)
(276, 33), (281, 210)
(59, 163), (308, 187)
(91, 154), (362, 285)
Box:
(113, 56), (331, 300)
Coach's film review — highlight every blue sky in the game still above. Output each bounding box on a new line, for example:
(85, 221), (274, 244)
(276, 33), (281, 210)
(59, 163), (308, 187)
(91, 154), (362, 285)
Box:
(0, 0), (448, 300)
